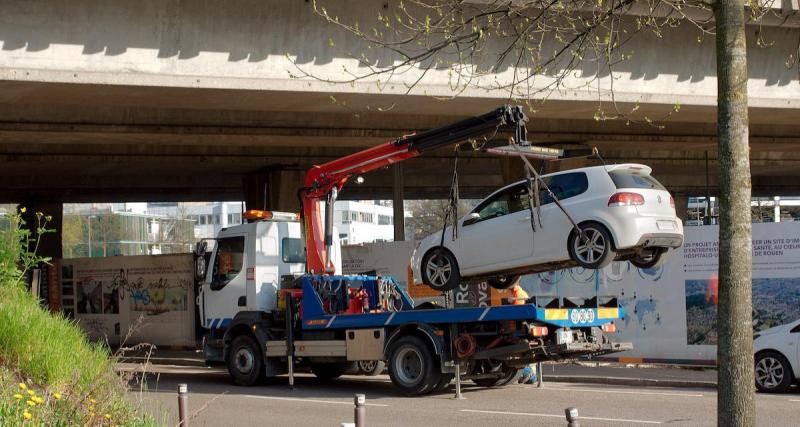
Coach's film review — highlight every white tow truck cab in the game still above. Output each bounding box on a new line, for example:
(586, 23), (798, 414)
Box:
(197, 211), (341, 363)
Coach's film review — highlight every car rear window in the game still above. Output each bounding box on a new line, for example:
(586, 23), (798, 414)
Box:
(608, 169), (666, 190)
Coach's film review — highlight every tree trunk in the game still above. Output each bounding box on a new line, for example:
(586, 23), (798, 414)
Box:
(714, 1), (754, 426)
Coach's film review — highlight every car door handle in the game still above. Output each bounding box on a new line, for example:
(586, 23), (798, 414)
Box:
(518, 216), (531, 222)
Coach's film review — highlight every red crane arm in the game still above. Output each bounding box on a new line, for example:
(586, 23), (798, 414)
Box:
(301, 105), (529, 275)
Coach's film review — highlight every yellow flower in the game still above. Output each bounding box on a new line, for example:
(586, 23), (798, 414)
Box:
(26, 399), (36, 406)
(89, 398), (96, 404)
(27, 389), (35, 396)
(33, 396), (44, 404)
(53, 392), (62, 400)
(104, 414), (111, 419)
(14, 393), (24, 400)
(19, 207), (26, 213)
(23, 411), (32, 420)
(19, 382), (27, 390)
(88, 405), (95, 411)
(89, 412), (95, 417)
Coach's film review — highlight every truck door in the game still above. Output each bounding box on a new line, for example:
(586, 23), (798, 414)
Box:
(202, 234), (247, 329)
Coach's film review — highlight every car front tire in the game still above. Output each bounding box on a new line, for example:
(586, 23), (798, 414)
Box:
(421, 248), (461, 292)
(568, 223), (616, 270)
(486, 275), (520, 290)
(357, 360), (386, 376)
(755, 351), (794, 393)
(630, 248), (667, 269)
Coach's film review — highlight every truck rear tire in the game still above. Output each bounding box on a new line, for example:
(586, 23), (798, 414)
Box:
(227, 335), (264, 386)
(387, 335), (441, 396)
(310, 362), (352, 380)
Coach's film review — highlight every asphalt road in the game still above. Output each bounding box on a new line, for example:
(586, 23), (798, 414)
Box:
(126, 365), (800, 427)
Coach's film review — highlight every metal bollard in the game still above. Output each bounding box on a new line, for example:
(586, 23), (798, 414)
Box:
(536, 362), (543, 388)
(354, 394), (366, 427)
(565, 407), (580, 427)
(177, 383), (189, 427)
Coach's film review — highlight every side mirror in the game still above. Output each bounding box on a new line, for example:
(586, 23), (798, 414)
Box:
(194, 240), (208, 282)
(462, 212), (481, 226)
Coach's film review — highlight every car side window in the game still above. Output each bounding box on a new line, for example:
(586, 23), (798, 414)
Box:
(791, 323), (800, 333)
(539, 172), (589, 204)
(471, 184), (529, 224)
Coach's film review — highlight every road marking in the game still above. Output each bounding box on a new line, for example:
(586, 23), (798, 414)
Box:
(243, 394), (389, 407)
(789, 399), (800, 402)
(460, 409), (662, 424)
(539, 385), (704, 397)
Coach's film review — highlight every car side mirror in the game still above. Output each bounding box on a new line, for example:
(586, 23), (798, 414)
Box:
(463, 213), (481, 226)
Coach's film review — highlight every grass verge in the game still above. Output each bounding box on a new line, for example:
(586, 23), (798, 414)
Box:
(0, 284), (156, 426)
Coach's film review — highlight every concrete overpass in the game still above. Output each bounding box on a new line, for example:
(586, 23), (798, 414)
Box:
(1, 0), (799, 255)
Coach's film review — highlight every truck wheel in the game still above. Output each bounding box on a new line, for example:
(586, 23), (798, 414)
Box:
(421, 249), (461, 292)
(357, 360), (386, 376)
(388, 336), (441, 396)
(433, 373), (454, 392)
(227, 335), (263, 386)
(310, 362), (352, 380)
(568, 223), (616, 270)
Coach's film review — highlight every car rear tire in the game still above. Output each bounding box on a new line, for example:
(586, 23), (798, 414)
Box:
(421, 248), (461, 292)
(310, 362), (352, 380)
(472, 361), (521, 387)
(227, 335), (264, 386)
(487, 275), (520, 290)
(388, 335), (441, 396)
(568, 223), (616, 270)
(755, 351), (794, 393)
(630, 248), (666, 269)
(357, 360), (386, 376)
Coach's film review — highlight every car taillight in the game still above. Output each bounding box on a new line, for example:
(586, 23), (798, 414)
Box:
(608, 192), (644, 207)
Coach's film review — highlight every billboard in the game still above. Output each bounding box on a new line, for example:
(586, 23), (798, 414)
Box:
(60, 254), (195, 347)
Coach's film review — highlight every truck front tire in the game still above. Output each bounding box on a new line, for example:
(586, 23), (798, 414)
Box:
(387, 335), (441, 396)
(227, 335), (264, 386)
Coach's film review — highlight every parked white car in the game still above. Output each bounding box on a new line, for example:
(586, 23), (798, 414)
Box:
(754, 319), (800, 392)
(411, 164), (684, 291)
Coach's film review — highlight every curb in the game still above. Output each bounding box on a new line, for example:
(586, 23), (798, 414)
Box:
(544, 375), (717, 389)
(119, 357), (207, 367)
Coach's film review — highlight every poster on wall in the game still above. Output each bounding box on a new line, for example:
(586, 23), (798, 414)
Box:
(60, 254), (195, 347)
(683, 224), (800, 348)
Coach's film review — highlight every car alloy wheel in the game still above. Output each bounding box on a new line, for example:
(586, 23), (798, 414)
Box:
(573, 228), (607, 264)
(756, 355), (785, 390)
(425, 252), (452, 288)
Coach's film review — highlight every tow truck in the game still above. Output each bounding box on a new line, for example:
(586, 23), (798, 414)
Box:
(195, 105), (632, 395)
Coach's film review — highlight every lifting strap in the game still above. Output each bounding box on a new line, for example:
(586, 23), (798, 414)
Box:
(439, 155), (460, 249)
(511, 143), (589, 244)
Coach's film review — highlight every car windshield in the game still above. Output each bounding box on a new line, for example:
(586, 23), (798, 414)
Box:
(608, 169), (666, 190)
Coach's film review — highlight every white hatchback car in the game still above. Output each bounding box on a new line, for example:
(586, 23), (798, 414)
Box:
(754, 319), (800, 392)
(411, 164), (684, 291)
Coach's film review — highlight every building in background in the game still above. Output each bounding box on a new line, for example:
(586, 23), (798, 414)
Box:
(147, 201), (245, 239)
(335, 200), (398, 245)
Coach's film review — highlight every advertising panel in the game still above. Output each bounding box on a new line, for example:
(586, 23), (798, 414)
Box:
(60, 254), (195, 347)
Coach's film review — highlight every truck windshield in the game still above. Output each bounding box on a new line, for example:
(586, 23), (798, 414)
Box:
(608, 169), (666, 190)
(282, 238), (306, 263)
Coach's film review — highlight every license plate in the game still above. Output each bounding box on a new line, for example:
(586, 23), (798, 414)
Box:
(657, 220), (676, 231)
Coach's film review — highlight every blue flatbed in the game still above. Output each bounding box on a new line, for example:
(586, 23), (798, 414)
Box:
(299, 275), (623, 330)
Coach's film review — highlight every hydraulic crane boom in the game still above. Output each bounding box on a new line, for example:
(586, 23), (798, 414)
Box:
(301, 105), (531, 274)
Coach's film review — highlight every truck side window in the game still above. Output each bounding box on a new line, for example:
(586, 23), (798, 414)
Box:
(211, 236), (245, 290)
(282, 238), (306, 263)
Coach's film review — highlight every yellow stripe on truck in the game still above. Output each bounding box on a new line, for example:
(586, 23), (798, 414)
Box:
(597, 308), (619, 319)
(544, 309), (568, 320)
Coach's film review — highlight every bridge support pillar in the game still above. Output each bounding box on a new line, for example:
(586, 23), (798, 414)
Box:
(673, 193), (689, 222)
(243, 169), (306, 213)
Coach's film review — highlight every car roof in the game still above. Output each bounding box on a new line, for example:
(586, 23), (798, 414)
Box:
(474, 163), (653, 202)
